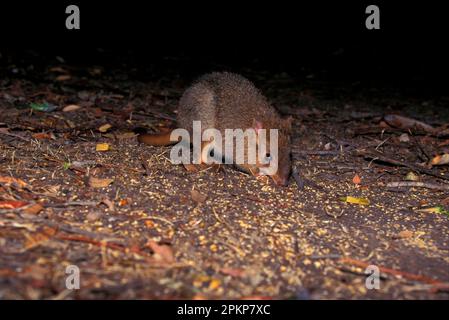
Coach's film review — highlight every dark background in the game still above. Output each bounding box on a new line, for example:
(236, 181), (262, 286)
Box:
(0, 1), (448, 94)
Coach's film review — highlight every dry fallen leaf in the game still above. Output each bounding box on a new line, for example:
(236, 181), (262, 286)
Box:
(98, 124), (112, 133)
(430, 154), (449, 166)
(183, 163), (198, 172)
(32, 132), (55, 140)
(55, 74), (71, 81)
(89, 177), (114, 188)
(399, 133), (410, 143)
(0, 176), (29, 189)
(63, 104), (81, 112)
(405, 171), (419, 181)
(340, 196), (370, 206)
(0, 200), (28, 209)
(352, 174), (361, 185)
(118, 199), (128, 206)
(383, 114), (436, 134)
(24, 226), (57, 250)
(397, 230), (414, 239)
(22, 204), (44, 215)
(191, 189), (207, 203)
(416, 206), (449, 216)
(208, 278), (221, 290)
(193, 275), (213, 288)
(144, 220), (155, 228)
(220, 267), (245, 277)
(49, 66), (68, 73)
(96, 143), (110, 151)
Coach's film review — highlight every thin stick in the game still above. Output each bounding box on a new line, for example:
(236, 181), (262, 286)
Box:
(356, 149), (449, 181)
(0, 131), (31, 142)
(339, 257), (441, 285)
(292, 149), (341, 156)
(44, 201), (99, 208)
(387, 181), (449, 191)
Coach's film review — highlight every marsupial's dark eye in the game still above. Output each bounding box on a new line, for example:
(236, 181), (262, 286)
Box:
(265, 153), (272, 161)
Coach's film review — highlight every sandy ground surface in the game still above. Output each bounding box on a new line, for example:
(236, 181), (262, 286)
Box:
(1, 61), (449, 299)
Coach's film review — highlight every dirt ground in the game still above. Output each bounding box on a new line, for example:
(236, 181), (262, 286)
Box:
(1, 58), (449, 299)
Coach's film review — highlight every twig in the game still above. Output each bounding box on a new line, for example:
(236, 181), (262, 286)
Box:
(310, 254), (341, 259)
(44, 201), (99, 208)
(1, 216), (176, 265)
(375, 137), (390, 151)
(0, 131), (32, 142)
(56, 233), (126, 252)
(387, 181), (449, 191)
(212, 207), (235, 232)
(292, 149), (341, 156)
(145, 215), (175, 226)
(356, 149), (449, 181)
(339, 257), (441, 285)
(26, 218), (126, 242)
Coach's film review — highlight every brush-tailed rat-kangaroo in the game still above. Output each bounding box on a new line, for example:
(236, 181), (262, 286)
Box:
(138, 72), (292, 186)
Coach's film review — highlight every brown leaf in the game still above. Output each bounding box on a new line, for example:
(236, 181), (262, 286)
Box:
(430, 154), (449, 166)
(144, 220), (155, 228)
(55, 74), (71, 81)
(0, 200), (42, 215)
(352, 174), (361, 185)
(397, 230), (414, 239)
(118, 198), (128, 206)
(191, 189), (207, 203)
(88, 177), (114, 188)
(146, 240), (175, 264)
(98, 124), (112, 133)
(0, 176), (29, 189)
(22, 204), (44, 215)
(63, 104), (81, 112)
(0, 200), (28, 209)
(383, 114), (436, 134)
(23, 203), (44, 215)
(24, 226), (57, 249)
(32, 132), (54, 140)
(220, 267), (245, 277)
(183, 163), (199, 172)
(49, 66), (68, 73)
